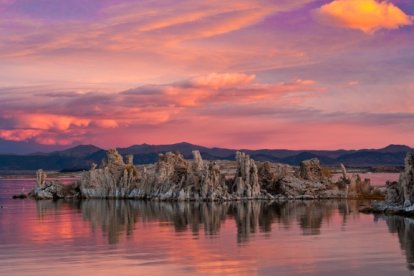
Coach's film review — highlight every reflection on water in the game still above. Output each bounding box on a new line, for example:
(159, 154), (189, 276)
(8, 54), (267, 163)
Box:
(1, 179), (413, 275)
(36, 200), (364, 245)
(377, 214), (414, 270)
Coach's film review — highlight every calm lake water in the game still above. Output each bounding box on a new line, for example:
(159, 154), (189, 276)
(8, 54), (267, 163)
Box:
(333, 172), (400, 186)
(1, 178), (413, 275)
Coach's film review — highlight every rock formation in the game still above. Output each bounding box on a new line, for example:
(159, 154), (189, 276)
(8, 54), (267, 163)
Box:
(81, 149), (141, 198)
(401, 153), (414, 207)
(299, 158), (325, 182)
(36, 169), (47, 188)
(333, 163), (382, 199)
(28, 148), (385, 201)
(383, 153), (414, 208)
(360, 153), (414, 216)
(257, 161), (292, 194)
(340, 163), (348, 181)
(29, 169), (79, 199)
(78, 149), (231, 200)
(231, 152), (261, 198)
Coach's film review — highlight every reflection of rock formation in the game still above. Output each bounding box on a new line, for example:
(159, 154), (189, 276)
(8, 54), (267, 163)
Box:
(377, 215), (414, 270)
(296, 201), (335, 235)
(34, 199), (364, 244)
(80, 200), (139, 244)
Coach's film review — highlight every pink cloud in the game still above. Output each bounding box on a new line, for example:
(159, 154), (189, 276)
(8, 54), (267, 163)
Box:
(0, 129), (42, 141)
(190, 73), (256, 89)
(0, 0), (413, 150)
(0, 73), (321, 146)
(15, 114), (90, 131)
(1, 71), (413, 149)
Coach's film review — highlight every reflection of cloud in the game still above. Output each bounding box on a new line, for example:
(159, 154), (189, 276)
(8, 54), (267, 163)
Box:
(316, 0), (413, 33)
(3, 198), (405, 275)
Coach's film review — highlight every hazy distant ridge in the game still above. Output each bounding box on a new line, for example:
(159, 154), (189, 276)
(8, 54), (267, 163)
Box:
(0, 143), (411, 171)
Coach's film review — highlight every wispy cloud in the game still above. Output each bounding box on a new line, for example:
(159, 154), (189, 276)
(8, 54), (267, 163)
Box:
(0, 0), (413, 149)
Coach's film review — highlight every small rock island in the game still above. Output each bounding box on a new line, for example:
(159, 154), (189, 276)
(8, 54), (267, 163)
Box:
(28, 149), (383, 201)
(362, 153), (414, 216)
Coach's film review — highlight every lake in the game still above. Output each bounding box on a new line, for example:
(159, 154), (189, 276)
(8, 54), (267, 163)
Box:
(333, 172), (400, 186)
(1, 178), (413, 275)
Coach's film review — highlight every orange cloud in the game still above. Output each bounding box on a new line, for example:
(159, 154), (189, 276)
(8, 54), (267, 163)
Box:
(0, 73), (321, 145)
(316, 0), (413, 33)
(191, 73), (256, 89)
(0, 129), (42, 141)
(92, 119), (119, 128)
(16, 114), (90, 131)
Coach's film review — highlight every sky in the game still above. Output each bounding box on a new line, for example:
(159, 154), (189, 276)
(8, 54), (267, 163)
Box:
(0, 0), (414, 152)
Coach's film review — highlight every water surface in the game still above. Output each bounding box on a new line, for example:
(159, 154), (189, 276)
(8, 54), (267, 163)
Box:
(0, 179), (413, 275)
(333, 172), (399, 186)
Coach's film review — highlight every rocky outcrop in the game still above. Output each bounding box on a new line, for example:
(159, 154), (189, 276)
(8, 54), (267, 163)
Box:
(380, 154), (414, 207)
(277, 176), (340, 199)
(231, 152), (261, 198)
(401, 153), (414, 207)
(385, 181), (402, 203)
(333, 163), (383, 199)
(29, 169), (79, 199)
(299, 158), (325, 182)
(80, 149), (141, 198)
(360, 153), (414, 216)
(36, 169), (47, 188)
(79, 149), (231, 200)
(28, 149), (386, 201)
(257, 162), (292, 194)
(347, 174), (381, 199)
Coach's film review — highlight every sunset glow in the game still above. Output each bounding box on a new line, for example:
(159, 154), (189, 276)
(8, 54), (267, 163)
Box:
(1, 0), (414, 151)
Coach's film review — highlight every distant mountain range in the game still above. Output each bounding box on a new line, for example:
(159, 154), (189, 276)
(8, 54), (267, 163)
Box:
(0, 142), (412, 171)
